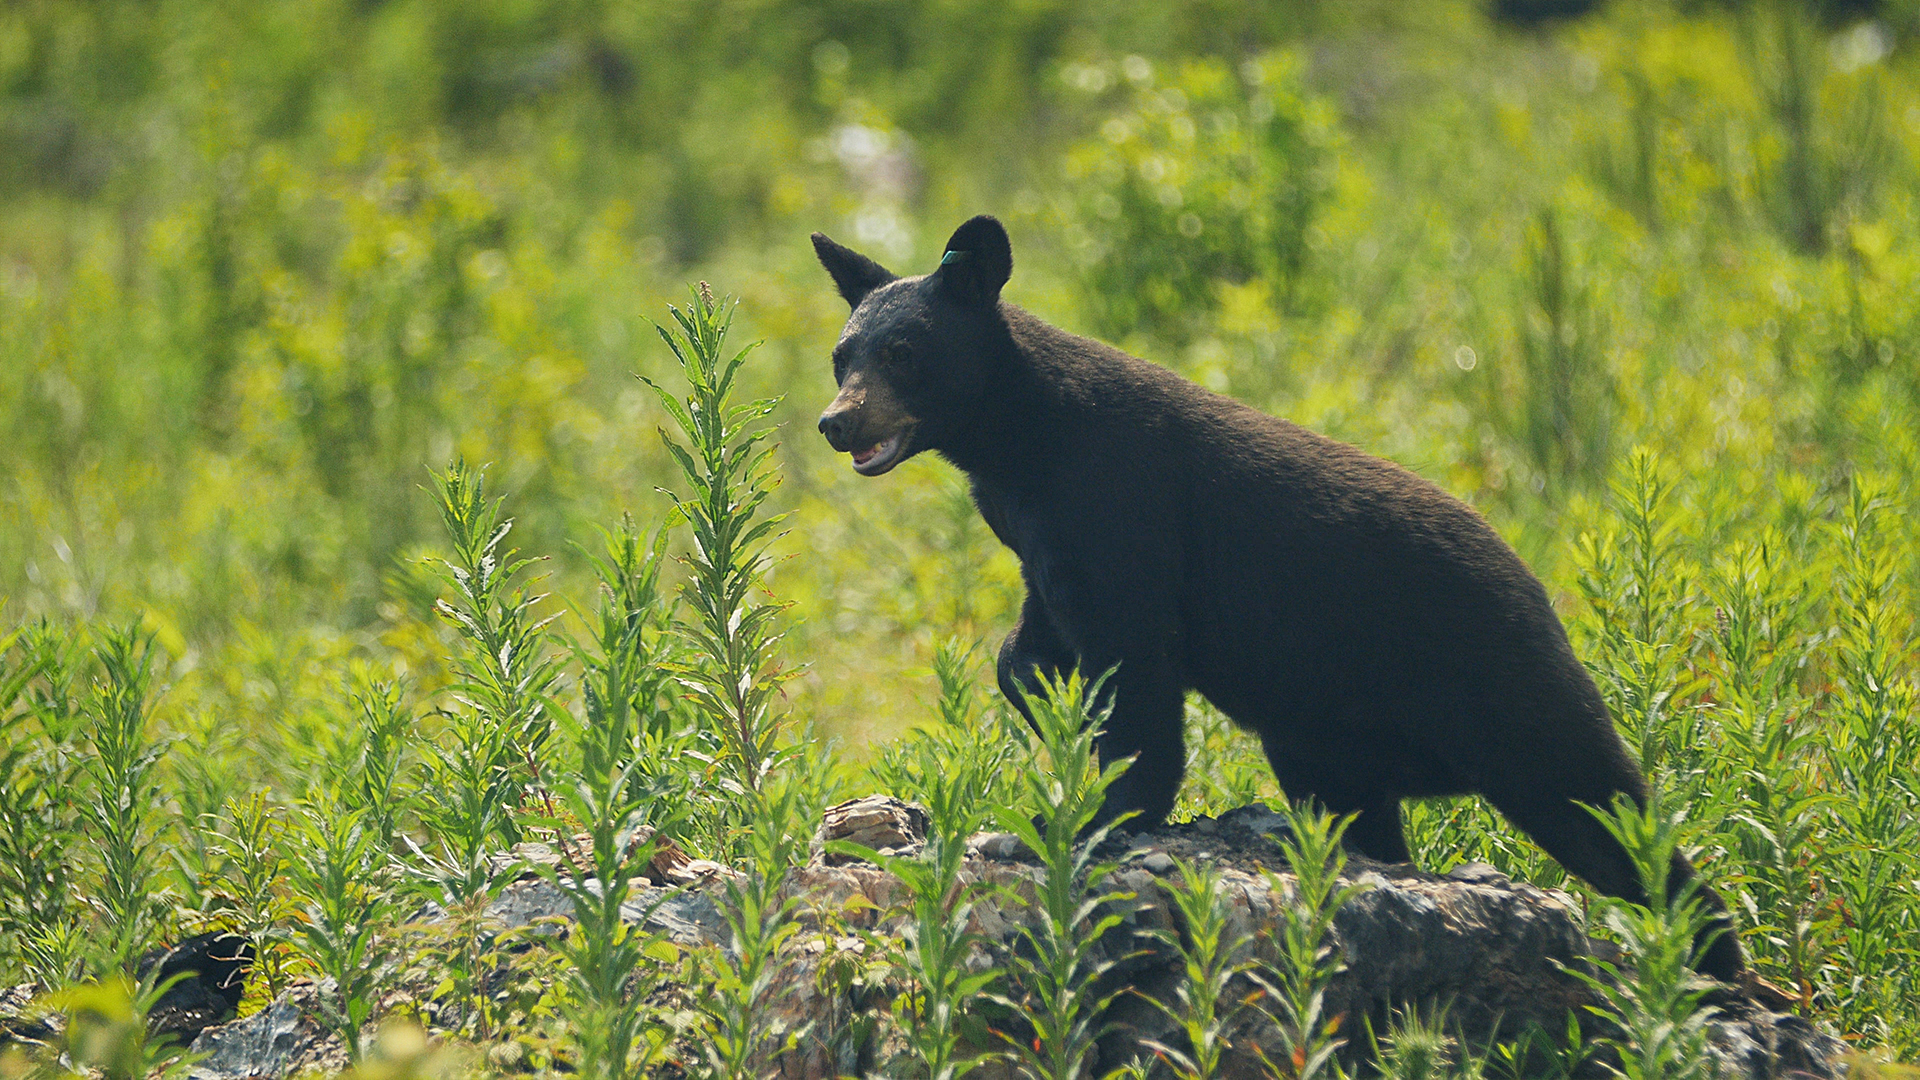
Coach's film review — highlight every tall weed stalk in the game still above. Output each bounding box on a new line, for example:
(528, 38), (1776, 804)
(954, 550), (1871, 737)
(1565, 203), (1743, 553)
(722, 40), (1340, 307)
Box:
(411, 463), (563, 1037)
(645, 284), (796, 817)
(988, 670), (1137, 1080)
(206, 790), (300, 1002)
(286, 796), (396, 1062)
(1259, 803), (1366, 1080)
(425, 461), (564, 841)
(837, 655), (1006, 1079)
(1706, 535), (1831, 1005)
(1140, 859), (1264, 1079)
(338, 677), (413, 850)
(1824, 479), (1918, 1041)
(697, 781), (812, 1077)
(544, 515), (679, 1080)
(1573, 450), (1706, 790)
(0, 623), (81, 986)
(79, 623), (170, 973)
(1567, 796), (1721, 1080)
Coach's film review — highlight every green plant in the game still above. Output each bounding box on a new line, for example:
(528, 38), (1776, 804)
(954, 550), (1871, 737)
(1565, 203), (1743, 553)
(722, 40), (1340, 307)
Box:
(0, 625), (74, 986)
(424, 461), (565, 843)
(836, 702), (1003, 1080)
(39, 975), (203, 1080)
(988, 669), (1139, 1080)
(205, 790), (301, 1002)
(1481, 1014), (1594, 1080)
(338, 677), (415, 850)
(542, 514), (680, 1080)
(1260, 802), (1368, 1080)
(1139, 858), (1264, 1080)
(1364, 1003), (1462, 1080)
(1174, 699), (1280, 820)
(408, 463), (565, 1037)
(646, 284), (797, 821)
(78, 623), (171, 973)
(285, 795), (397, 1062)
(165, 709), (245, 919)
(1567, 795), (1721, 1080)
(695, 779), (813, 1078)
(576, 513), (716, 853)
(1822, 477), (1918, 1041)
(329, 1021), (472, 1080)
(839, 823), (998, 1079)
(869, 637), (1020, 822)
(400, 820), (513, 1042)
(1705, 533), (1831, 1007)
(1573, 450), (1703, 789)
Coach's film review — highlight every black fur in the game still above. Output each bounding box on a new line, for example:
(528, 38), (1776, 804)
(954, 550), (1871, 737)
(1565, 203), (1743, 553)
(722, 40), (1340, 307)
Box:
(813, 215), (1746, 981)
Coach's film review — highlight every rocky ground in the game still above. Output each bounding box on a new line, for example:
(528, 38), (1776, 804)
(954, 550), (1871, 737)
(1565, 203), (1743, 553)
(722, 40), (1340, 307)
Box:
(2, 798), (1853, 1078)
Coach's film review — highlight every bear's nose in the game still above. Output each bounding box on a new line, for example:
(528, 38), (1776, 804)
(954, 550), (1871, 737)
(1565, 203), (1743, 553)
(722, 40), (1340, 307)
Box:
(818, 409), (852, 449)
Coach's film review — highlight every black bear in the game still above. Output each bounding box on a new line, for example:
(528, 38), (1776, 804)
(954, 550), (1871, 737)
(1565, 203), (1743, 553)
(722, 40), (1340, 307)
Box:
(812, 215), (1746, 982)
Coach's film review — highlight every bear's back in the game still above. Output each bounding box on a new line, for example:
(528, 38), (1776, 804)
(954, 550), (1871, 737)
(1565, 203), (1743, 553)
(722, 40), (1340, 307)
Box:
(1001, 308), (1596, 767)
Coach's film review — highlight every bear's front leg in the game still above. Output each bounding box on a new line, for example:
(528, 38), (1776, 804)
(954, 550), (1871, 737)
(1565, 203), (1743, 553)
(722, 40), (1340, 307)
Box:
(996, 591), (1077, 734)
(998, 544), (1190, 831)
(998, 593), (1186, 831)
(1085, 656), (1187, 831)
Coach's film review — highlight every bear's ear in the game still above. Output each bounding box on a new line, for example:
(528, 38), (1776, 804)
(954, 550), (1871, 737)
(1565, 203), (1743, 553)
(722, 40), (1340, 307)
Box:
(811, 232), (896, 309)
(933, 215), (1012, 307)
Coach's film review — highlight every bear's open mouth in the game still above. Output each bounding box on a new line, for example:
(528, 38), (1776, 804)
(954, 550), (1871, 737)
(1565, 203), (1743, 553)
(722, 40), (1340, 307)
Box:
(850, 432), (908, 476)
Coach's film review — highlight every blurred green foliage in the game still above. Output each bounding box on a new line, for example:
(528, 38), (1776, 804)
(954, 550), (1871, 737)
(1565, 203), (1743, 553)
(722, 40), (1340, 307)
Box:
(3, 0), (1915, 735)
(2, 0), (1920, 1060)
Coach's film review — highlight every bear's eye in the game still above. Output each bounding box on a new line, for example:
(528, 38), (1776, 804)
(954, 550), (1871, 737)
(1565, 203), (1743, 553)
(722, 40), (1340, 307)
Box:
(880, 343), (910, 367)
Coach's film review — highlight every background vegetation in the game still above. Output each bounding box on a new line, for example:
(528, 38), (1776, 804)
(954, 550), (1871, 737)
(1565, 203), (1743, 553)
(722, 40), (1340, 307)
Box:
(2, 0), (1918, 1072)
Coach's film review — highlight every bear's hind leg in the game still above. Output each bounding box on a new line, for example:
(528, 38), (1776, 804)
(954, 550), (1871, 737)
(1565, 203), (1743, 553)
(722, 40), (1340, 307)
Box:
(1339, 797), (1413, 865)
(1265, 752), (1413, 864)
(1486, 788), (1745, 981)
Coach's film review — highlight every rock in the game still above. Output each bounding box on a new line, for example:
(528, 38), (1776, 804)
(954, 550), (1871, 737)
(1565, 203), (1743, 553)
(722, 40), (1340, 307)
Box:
(487, 840), (568, 880)
(480, 878), (729, 947)
(668, 857), (736, 887)
(1445, 861), (1512, 887)
(178, 805), (1850, 1080)
(188, 981), (343, 1080)
(968, 831), (1035, 862)
(1215, 803), (1291, 840)
(635, 826), (733, 887)
(0, 984), (54, 1048)
(812, 795), (930, 865)
(487, 828), (719, 888)
(755, 806), (1849, 1080)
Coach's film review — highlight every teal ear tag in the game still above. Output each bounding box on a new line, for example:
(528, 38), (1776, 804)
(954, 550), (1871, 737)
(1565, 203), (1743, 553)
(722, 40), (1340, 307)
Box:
(940, 249), (970, 266)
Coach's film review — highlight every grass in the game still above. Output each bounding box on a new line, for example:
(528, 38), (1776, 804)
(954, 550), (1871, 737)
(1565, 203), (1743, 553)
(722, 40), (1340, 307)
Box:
(1, 0), (1918, 1072)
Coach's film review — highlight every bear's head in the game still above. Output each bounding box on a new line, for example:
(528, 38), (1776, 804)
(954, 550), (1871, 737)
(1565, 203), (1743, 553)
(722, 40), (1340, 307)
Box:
(812, 215), (1013, 476)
